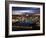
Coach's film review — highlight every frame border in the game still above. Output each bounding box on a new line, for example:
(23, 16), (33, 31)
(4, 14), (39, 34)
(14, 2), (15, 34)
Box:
(5, 1), (45, 37)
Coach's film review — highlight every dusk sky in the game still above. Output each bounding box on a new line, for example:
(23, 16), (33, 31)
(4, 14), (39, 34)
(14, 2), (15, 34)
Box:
(12, 7), (40, 15)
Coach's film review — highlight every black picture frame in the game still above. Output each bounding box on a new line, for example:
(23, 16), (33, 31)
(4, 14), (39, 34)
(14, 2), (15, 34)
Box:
(5, 1), (45, 38)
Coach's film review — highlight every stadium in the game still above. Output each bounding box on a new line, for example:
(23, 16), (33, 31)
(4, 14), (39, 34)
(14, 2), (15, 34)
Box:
(12, 7), (40, 31)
